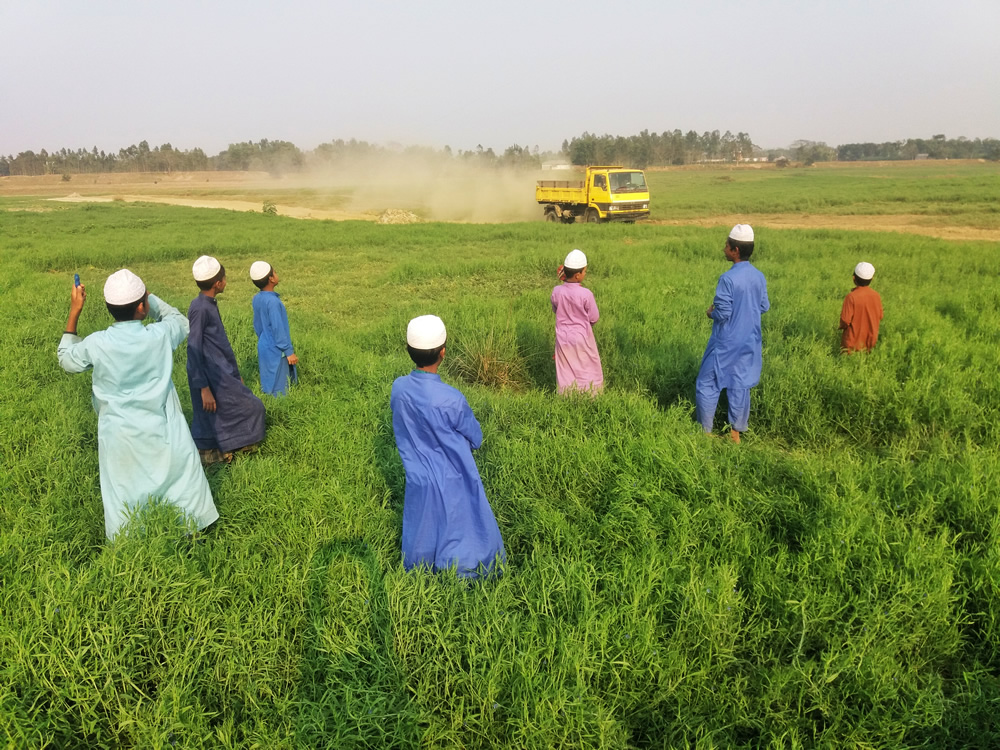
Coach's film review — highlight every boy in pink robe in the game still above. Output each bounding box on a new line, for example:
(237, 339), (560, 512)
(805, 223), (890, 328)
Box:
(551, 249), (603, 394)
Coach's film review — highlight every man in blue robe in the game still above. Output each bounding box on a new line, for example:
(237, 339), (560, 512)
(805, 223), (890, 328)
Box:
(250, 261), (298, 396)
(187, 256), (266, 463)
(390, 315), (505, 578)
(58, 270), (219, 539)
(696, 224), (770, 443)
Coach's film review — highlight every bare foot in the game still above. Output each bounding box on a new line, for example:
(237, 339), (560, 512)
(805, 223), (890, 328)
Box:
(730, 430), (741, 444)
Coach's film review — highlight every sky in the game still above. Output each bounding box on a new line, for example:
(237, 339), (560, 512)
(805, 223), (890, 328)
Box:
(2, 0), (998, 157)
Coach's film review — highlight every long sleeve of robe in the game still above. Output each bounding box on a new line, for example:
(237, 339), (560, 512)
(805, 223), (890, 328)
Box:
(698, 262), (770, 389)
(551, 282), (603, 393)
(252, 291), (295, 396)
(390, 370), (505, 578)
(57, 295), (218, 539)
(186, 294), (266, 453)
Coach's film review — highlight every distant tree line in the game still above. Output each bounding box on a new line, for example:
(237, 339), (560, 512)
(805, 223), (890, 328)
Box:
(836, 134), (1000, 161)
(563, 129), (758, 167)
(0, 138), (547, 177)
(3, 132), (998, 177)
(564, 131), (1000, 167)
(0, 142), (211, 177)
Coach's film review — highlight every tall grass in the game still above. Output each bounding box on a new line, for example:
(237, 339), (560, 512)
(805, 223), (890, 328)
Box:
(448, 315), (533, 391)
(2, 199), (999, 747)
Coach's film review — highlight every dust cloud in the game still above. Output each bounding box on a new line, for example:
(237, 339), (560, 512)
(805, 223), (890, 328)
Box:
(5, 153), (562, 224)
(291, 152), (546, 223)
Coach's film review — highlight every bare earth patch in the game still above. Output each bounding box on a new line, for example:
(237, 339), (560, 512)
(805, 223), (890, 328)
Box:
(48, 193), (376, 222)
(652, 214), (1000, 243)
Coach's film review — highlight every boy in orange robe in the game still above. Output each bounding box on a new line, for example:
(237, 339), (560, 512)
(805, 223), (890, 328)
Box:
(839, 262), (883, 353)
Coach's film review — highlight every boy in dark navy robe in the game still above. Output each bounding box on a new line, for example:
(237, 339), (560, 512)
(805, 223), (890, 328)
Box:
(187, 255), (266, 464)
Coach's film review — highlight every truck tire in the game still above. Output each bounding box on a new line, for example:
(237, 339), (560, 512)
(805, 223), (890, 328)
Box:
(586, 208), (602, 224)
(545, 210), (558, 222)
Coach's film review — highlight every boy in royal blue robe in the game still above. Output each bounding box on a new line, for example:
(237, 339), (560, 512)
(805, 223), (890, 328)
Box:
(187, 255), (266, 464)
(250, 261), (298, 396)
(696, 224), (770, 443)
(390, 315), (505, 578)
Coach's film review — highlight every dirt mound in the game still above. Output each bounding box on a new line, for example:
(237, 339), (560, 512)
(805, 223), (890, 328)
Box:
(377, 209), (421, 225)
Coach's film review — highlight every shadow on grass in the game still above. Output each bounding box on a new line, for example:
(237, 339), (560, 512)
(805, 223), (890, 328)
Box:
(296, 538), (419, 746)
(515, 320), (554, 392)
(372, 407), (405, 519)
(647, 343), (701, 429)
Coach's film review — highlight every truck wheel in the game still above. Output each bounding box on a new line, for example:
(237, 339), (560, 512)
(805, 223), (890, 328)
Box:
(545, 211), (558, 222)
(586, 209), (602, 224)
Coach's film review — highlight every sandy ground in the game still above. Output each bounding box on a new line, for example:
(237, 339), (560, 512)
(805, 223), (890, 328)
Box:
(652, 215), (1000, 243)
(47, 193), (375, 221)
(0, 171), (270, 195)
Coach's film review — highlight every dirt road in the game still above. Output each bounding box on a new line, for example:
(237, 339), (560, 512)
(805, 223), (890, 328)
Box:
(652, 214), (1000, 243)
(48, 193), (375, 222)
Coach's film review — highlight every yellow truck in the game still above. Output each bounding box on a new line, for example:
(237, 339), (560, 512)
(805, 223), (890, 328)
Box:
(536, 165), (650, 223)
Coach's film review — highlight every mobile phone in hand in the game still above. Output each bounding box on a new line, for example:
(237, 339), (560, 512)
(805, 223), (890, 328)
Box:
(74, 274), (81, 287)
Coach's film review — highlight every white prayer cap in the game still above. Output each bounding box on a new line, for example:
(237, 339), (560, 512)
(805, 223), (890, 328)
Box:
(564, 249), (588, 268)
(854, 261), (875, 280)
(103, 269), (146, 306)
(406, 315), (447, 349)
(250, 261), (272, 281)
(192, 255), (222, 282)
(729, 224), (754, 243)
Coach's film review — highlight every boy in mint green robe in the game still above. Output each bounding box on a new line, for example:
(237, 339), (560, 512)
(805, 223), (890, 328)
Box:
(58, 270), (218, 540)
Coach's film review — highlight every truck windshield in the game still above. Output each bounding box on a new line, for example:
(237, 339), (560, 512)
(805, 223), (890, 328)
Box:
(609, 171), (647, 193)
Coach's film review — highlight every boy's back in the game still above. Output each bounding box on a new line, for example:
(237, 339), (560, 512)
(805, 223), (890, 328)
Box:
(840, 285), (883, 352)
(703, 261), (770, 389)
(71, 304), (184, 418)
(59, 293), (217, 539)
(390, 369), (504, 577)
(551, 282), (599, 339)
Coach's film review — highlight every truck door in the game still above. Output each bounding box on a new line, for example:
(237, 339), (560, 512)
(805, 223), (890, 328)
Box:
(589, 173), (610, 215)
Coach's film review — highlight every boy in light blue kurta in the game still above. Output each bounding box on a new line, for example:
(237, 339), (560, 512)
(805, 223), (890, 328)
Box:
(58, 270), (218, 539)
(390, 315), (505, 578)
(250, 261), (298, 396)
(696, 224), (770, 443)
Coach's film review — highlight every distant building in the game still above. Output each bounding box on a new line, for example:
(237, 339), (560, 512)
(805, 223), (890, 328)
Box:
(542, 161), (572, 171)
(915, 153), (929, 160)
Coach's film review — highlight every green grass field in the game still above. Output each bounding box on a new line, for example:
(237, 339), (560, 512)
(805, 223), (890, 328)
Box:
(645, 161), (1000, 229)
(2, 172), (1000, 747)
